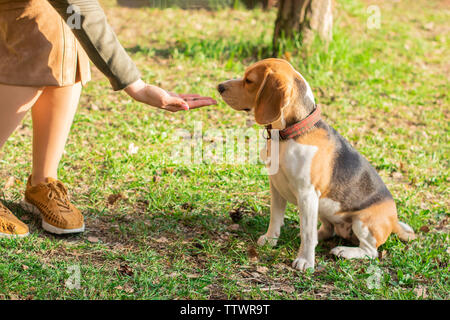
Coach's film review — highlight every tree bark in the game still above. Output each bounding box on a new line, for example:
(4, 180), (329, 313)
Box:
(273, 0), (333, 53)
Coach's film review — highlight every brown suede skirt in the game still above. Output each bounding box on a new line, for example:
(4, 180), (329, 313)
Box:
(0, 0), (90, 87)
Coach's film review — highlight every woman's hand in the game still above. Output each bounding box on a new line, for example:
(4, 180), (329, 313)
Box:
(124, 79), (217, 112)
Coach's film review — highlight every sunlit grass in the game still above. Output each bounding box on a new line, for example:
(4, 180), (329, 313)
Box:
(0, 0), (448, 299)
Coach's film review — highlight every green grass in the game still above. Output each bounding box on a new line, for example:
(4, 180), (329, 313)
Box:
(0, 0), (448, 299)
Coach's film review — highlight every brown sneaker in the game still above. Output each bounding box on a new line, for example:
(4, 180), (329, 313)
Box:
(21, 176), (85, 234)
(0, 202), (29, 238)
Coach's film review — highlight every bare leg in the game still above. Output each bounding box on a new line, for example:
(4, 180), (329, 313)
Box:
(0, 85), (43, 149)
(257, 182), (287, 247)
(31, 83), (82, 185)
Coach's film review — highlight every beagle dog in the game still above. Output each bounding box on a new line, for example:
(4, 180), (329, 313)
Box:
(218, 58), (415, 271)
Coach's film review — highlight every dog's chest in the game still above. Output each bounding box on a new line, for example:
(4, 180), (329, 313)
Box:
(262, 138), (354, 233)
(262, 139), (319, 204)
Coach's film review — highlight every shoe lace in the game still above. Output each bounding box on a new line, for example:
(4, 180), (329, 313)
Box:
(47, 181), (72, 213)
(0, 202), (10, 216)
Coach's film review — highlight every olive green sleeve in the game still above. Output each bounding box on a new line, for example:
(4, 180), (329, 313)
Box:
(48, 0), (141, 91)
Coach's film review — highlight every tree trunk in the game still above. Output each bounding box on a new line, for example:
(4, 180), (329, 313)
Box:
(273, 0), (333, 53)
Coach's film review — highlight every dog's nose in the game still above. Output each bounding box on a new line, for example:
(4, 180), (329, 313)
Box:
(217, 83), (226, 94)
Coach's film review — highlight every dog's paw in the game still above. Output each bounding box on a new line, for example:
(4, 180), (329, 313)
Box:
(330, 246), (377, 259)
(257, 234), (278, 247)
(292, 257), (314, 272)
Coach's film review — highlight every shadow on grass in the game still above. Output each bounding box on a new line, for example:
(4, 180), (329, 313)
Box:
(116, 0), (273, 10)
(126, 37), (276, 62)
(3, 197), (351, 258)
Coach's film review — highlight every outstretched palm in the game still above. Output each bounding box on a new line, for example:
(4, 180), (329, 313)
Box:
(169, 92), (217, 109)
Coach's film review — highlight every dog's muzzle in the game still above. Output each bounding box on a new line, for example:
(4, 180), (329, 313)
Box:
(217, 83), (226, 94)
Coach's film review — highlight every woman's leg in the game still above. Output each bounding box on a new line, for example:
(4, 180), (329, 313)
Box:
(0, 84), (43, 237)
(31, 82), (82, 185)
(0, 85), (43, 149)
(21, 82), (85, 235)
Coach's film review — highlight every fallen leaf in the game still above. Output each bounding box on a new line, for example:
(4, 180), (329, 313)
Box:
(90, 104), (99, 111)
(118, 264), (133, 276)
(256, 266), (268, 274)
(392, 172), (403, 179)
(414, 286), (428, 298)
(419, 226), (430, 233)
(274, 263), (288, 270)
(229, 224), (240, 231)
(107, 193), (123, 205)
(155, 236), (168, 243)
(3, 176), (15, 190)
(248, 246), (259, 262)
(423, 22), (434, 31)
(87, 236), (99, 243)
(22, 265), (29, 271)
(280, 284), (295, 293)
(124, 285), (134, 294)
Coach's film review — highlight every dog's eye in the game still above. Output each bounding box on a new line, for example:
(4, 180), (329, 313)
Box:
(245, 78), (253, 84)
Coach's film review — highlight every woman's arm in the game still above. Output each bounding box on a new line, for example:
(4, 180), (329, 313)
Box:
(48, 0), (217, 111)
(48, 0), (139, 91)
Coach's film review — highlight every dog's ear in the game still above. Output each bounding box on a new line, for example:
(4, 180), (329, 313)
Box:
(294, 76), (315, 115)
(254, 71), (286, 125)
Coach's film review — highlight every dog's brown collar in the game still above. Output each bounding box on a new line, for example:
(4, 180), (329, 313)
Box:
(264, 105), (321, 140)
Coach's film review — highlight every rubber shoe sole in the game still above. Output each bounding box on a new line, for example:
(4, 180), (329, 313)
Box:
(20, 200), (85, 235)
(0, 231), (29, 238)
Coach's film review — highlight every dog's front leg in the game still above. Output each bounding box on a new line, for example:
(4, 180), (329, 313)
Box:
(292, 187), (319, 272)
(257, 182), (287, 247)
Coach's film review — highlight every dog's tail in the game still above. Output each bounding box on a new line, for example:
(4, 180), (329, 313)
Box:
(393, 221), (416, 241)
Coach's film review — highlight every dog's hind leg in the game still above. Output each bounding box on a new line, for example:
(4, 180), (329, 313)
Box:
(330, 200), (399, 259)
(330, 219), (378, 259)
(257, 182), (287, 247)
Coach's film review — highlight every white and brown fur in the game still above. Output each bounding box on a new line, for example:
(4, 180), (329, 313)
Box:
(218, 58), (415, 271)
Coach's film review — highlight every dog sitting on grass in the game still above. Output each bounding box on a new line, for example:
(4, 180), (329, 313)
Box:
(218, 58), (415, 271)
